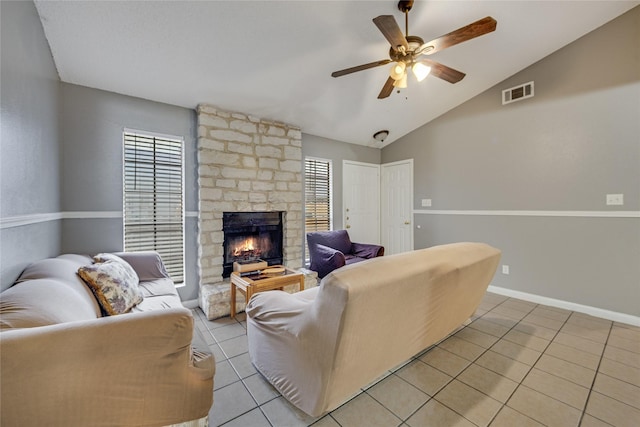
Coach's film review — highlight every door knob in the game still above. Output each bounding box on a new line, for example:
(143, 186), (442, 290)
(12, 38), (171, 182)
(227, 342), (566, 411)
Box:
(346, 225), (351, 229)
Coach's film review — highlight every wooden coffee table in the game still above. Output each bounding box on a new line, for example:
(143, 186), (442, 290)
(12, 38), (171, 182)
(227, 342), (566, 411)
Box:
(230, 265), (304, 318)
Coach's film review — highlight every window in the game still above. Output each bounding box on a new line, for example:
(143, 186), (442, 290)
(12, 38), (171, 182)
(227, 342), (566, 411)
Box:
(123, 130), (184, 283)
(304, 157), (332, 260)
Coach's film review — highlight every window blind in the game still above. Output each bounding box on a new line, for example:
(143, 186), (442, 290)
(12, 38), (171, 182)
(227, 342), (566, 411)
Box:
(304, 158), (332, 254)
(123, 131), (184, 283)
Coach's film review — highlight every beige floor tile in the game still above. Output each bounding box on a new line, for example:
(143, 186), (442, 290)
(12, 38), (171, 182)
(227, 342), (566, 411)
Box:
(530, 306), (571, 322)
(611, 324), (640, 340)
(608, 334), (640, 354)
(406, 398), (476, 427)
(470, 318), (512, 337)
(435, 379), (502, 427)
(507, 385), (581, 427)
(579, 414), (614, 427)
(311, 415), (341, 427)
(482, 313), (520, 329)
(454, 327), (500, 349)
(221, 408), (271, 427)
(457, 363), (518, 403)
(521, 368), (590, 410)
(585, 391), (640, 427)
(476, 350), (531, 383)
(490, 406), (545, 427)
(490, 305), (530, 321)
(502, 329), (550, 352)
(544, 341), (601, 370)
(208, 381), (258, 427)
(214, 360), (241, 390)
(396, 360), (452, 396)
(593, 373), (640, 409)
(598, 357), (640, 387)
(553, 332), (605, 356)
(534, 354), (596, 388)
(567, 312), (612, 328)
(522, 313), (565, 330)
(561, 322), (609, 344)
(514, 320), (558, 340)
(482, 293), (509, 306)
(420, 346), (472, 377)
(330, 393), (401, 427)
(604, 345), (640, 369)
(260, 396), (321, 427)
(490, 339), (542, 366)
(366, 374), (429, 420)
(439, 336), (487, 361)
(501, 298), (537, 312)
(243, 373), (280, 405)
(229, 352), (257, 379)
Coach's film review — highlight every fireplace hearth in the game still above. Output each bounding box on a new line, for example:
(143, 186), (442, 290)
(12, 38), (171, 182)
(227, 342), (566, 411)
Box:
(222, 211), (284, 277)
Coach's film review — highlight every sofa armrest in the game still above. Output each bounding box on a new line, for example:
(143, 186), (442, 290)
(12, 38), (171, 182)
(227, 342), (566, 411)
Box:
(351, 242), (384, 259)
(114, 250), (170, 280)
(0, 307), (214, 426)
(310, 244), (346, 279)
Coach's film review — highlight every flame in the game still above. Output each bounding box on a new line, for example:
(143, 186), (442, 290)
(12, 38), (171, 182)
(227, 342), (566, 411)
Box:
(233, 237), (260, 257)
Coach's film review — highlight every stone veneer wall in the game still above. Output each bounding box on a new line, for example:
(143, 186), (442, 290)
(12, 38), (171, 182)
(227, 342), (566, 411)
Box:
(196, 104), (304, 319)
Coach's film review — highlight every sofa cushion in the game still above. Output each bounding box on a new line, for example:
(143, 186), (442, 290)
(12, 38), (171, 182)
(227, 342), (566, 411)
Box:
(15, 256), (102, 317)
(78, 261), (143, 315)
(0, 278), (100, 329)
(114, 251), (170, 281)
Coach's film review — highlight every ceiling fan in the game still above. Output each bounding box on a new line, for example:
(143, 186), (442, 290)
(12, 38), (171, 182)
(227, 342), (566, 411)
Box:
(331, 0), (497, 99)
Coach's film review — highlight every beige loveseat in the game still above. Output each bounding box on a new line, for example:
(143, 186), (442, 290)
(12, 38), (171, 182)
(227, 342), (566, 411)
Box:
(246, 242), (501, 417)
(0, 252), (214, 427)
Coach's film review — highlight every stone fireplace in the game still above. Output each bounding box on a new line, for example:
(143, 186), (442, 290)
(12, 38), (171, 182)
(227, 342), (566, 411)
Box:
(196, 104), (304, 319)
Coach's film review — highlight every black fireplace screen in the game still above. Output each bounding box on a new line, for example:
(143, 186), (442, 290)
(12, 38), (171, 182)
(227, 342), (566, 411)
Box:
(222, 211), (284, 277)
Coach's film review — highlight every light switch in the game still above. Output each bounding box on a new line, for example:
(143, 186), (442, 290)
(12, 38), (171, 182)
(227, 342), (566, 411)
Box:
(606, 194), (624, 206)
(421, 199), (432, 207)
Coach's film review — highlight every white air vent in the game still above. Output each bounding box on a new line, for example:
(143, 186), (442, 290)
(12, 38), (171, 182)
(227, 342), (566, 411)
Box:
(502, 81), (534, 105)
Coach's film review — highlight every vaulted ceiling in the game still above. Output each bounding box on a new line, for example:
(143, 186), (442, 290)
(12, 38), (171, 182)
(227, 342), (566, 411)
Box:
(35, 1), (638, 147)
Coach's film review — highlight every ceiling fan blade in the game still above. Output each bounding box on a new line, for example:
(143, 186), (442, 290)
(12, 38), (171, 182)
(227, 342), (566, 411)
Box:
(378, 77), (396, 99)
(417, 16), (497, 56)
(373, 15), (409, 52)
(331, 59), (391, 78)
(420, 59), (466, 84)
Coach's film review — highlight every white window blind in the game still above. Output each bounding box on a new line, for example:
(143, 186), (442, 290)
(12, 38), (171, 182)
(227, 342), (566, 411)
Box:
(304, 157), (332, 239)
(123, 131), (184, 283)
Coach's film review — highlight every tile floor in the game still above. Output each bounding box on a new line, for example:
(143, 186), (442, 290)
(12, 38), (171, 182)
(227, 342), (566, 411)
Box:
(192, 292), (640, 427)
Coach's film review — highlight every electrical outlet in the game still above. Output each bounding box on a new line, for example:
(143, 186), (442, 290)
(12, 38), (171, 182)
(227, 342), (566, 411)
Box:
(421, 199), (432, 207)
(502, 265), (510, 275)
(606, 194), (624, 206)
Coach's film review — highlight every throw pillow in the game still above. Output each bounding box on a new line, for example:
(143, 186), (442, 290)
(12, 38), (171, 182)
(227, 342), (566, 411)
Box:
(78, 261), (143, 315)
(93, 253), (139, 282)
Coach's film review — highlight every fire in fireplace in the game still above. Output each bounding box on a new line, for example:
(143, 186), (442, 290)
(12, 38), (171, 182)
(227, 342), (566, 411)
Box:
(222, 211), (284, 277)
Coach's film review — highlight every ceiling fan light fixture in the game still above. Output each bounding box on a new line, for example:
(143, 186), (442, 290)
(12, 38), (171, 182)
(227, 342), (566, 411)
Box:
(389, 61), (406, 80)
(412, 62), (431, 82)
(393, 73), (408, 88)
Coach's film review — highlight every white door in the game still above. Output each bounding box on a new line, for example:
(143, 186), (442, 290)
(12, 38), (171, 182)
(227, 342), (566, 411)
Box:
(381, 159), (413, 254)
(343, 161), (380, 244)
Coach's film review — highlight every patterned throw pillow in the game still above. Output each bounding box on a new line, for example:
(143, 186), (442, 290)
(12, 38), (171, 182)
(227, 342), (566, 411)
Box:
(78, 261), (143, 315)
(93, 253), (139, 281)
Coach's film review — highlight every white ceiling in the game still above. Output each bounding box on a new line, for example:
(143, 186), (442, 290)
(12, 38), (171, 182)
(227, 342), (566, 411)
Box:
(35, 1), (638, 148)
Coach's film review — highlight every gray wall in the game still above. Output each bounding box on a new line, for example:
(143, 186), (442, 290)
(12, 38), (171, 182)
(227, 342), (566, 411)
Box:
(59, 83), (200, 301)
(302, 133), (381, 231)
(1, 1), (61, 290)
(382, 7), (640, 316)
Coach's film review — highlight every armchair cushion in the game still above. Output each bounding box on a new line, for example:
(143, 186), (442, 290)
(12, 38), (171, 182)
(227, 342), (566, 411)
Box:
(352, 242), (385, 259)
(307, 230), (384, 278)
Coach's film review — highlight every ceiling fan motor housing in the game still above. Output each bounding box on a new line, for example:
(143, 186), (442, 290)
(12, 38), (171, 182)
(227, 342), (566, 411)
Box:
(389, 35), (425, 62)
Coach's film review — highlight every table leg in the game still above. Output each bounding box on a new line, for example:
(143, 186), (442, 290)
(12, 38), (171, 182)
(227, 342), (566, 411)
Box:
(230, 281), (236, 318)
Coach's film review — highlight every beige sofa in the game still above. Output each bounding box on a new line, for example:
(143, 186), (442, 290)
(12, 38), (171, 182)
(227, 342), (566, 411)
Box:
(0, 252), (214, 427)
(246, 242), (501, 417)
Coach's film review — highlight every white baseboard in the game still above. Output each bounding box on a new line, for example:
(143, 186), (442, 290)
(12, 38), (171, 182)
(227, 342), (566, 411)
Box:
(487, 285), (640, 327)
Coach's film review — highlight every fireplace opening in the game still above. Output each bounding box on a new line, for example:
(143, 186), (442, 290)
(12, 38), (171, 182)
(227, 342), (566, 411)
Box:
(222, 211), (284, 277)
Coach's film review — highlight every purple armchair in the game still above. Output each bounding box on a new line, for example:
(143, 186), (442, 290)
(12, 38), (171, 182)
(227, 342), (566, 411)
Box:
(307, 230), (384, 278)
